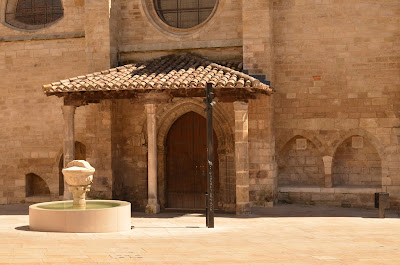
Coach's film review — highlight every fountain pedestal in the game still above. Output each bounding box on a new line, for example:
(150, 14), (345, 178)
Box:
(69, 185), (90, 207)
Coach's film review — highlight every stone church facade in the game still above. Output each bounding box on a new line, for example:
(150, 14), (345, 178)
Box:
(0, 0), (399, 214)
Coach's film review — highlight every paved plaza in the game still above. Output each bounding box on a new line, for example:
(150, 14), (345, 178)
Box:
(0, 204), (399, 264)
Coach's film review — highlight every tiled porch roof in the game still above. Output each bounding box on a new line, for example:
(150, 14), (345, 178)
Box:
(43, 53), (272, 97)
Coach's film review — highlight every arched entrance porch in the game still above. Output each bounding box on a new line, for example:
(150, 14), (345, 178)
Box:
(43, 53), (273, 215)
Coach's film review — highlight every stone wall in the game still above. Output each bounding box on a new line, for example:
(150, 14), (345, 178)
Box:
(0, 36), (88, 203)
(118, 0), (243, 63)
(278, 187), (378, 209)
(0, 0), (110, 204)
(85, 101), (113, 199)
(248, 96), (276, 207)
(242, 0), (273, 80)
(242, 0), (277, 207)
(84, 0), (118, 71)
(80, 0), (121, 200)
(273, 0), (400, 208)
(112, 99), (148, 209)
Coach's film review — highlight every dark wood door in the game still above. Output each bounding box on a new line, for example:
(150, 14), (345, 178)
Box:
(166, 112), (219, 209)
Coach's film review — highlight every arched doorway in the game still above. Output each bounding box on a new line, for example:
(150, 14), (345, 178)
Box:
(166, 112), (219, 209)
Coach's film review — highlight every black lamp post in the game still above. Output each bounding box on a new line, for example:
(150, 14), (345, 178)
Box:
(204, 82), (216, 228)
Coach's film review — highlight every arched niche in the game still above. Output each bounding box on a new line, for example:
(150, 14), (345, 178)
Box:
(332, 135), (382, 187)
(26, 173), (50, 197)
(277, 135), (324, 187)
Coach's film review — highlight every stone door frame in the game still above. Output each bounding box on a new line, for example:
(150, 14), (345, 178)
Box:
(155, 99), (236, 212)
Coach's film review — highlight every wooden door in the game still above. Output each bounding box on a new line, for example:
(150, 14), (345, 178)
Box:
(166, 112), (219, 209)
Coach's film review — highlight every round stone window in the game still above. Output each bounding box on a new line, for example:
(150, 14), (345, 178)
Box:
(4, 0), (64, 30)
(154, 0), (217, 29)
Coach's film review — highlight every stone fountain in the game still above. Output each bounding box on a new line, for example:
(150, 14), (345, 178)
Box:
(62, 160), (94, 208)
(29, 160), (131, 233)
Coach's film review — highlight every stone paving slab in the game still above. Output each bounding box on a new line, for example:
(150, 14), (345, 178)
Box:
(0, 204), (399, 264)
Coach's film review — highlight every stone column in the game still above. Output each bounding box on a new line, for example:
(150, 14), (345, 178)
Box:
(234, 101), (251, 215)
(145, 104), (160, 214)
(62, 105), (76, 200)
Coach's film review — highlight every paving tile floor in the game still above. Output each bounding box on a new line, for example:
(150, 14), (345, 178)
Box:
(0, 203), (399, 264)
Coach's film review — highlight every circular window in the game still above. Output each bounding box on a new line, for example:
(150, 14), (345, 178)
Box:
(154, 0), (217, 29)
(5, 0), (64, 30)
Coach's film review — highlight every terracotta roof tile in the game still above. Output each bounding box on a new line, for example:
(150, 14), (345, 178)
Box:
(43, 53), (272, 96)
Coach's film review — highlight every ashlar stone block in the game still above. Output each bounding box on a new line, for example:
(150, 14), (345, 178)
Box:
(352, 136), (364, 149)
(296, 138), (307, 150)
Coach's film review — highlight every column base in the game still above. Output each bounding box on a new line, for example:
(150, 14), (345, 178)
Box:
(145, 203), (160, 214)
(324, 174), (333, 188)
(236, 203), (251, 216)
(379, 207), (386, 218)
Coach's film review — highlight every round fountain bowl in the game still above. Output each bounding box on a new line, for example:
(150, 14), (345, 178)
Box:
(29, 200), (131, 233)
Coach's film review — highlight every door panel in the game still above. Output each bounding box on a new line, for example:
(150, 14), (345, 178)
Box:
(166, 112), (218, 209)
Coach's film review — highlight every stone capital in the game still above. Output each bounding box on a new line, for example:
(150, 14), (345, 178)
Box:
(62, 105), (76, 116)
(145, 104), (157, 114)
(233, 101), (248, 111)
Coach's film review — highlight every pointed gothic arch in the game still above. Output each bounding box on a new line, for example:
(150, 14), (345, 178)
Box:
(277, 135), (325, 187)
(332, 135), (382, 187)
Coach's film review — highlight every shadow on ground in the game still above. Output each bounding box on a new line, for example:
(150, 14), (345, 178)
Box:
(0, 203), (32, 215)
(250, 204), (400, 219)
(1, 203), (399, 219)
(133, 203), (400, 219)
(15, 225), (30, 231)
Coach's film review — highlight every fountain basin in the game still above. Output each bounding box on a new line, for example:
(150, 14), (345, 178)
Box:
(62, 162), (94, 187)
(29, 200), (131, 233)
